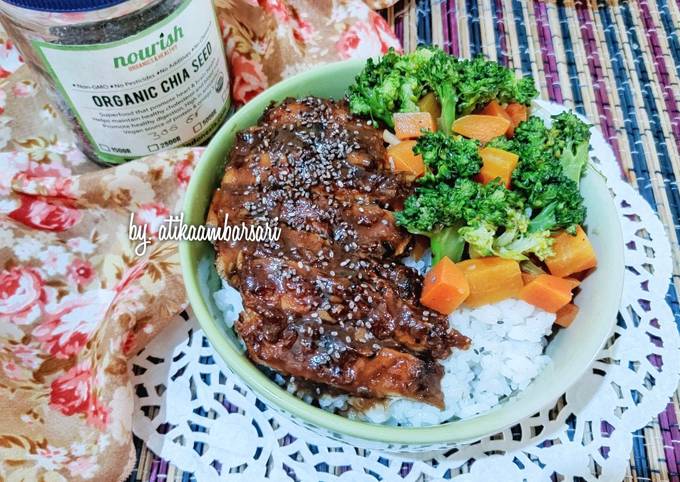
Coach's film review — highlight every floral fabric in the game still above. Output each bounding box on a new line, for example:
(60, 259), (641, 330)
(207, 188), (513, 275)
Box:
(0, 2), (398, 480)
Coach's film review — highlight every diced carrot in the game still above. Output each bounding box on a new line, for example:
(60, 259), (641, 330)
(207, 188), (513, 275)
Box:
(519, 274), (574, 313)
(477, 146), (519, 188)
(481, 100), (513, 123)
(563, 277), (581, 290)
(505, 103), (528, 137)
(393, 112), (436, 139)
(522, 273), (539, 285)
(421, 256), (470, 315)
(418, 92), (441, 120)
(545, 226), (598, 277)
(555, 303), (579, 328)
(451, 115), (511, 143)
(456, 257), (523, 308)
(387, 141), (425, 177)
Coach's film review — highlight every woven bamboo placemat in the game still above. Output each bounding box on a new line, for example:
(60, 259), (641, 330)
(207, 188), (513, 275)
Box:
(127, 1), (680, 480)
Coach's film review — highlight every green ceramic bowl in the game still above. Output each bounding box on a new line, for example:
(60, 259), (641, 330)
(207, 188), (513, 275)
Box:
(180, 59), (624, 450)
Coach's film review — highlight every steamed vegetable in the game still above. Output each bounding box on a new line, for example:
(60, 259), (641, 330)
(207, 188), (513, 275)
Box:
(416, 47), (458, 133)
(414, 131), (482, 185)
(519, 274), (575, 313)
(451, 114), (511, 142)
(346, 48), (434, 127)
(353, 48), (597, 311)
(387, 141), (425, 177)
(443, 53), (538, 130)
(549, 112), (592, 186)
(480, 100), (512, 122)
(504, 102), (528, 136)
(562, 277), (581, 290)
(347, 47), (538, 131)
(393, 181), (468, 263)
(395, 111), (592, 262)
(421, 256), (470, 314)
(393, 111), (436, 139)
(510, 113), (592, 234)
(555, 303), (579, 327)
(544, 225), (597, 277)
(477, 146), (519, 187)
(395, 178), (554, 263)
(457, 257), (523, 307)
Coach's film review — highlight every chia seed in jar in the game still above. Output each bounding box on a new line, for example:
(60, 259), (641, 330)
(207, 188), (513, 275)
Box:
(0, 0), (231, 166)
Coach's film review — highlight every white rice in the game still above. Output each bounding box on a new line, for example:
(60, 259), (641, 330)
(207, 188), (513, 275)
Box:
(357, 299), (554, 426)
(213, 281), (242, 329)
(213, 263), (555, 427)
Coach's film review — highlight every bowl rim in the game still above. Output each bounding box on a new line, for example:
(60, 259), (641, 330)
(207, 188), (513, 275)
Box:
(179, 58), (624, 446)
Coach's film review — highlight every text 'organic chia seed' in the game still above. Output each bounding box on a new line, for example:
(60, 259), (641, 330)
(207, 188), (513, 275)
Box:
(0, 0), (230, 165)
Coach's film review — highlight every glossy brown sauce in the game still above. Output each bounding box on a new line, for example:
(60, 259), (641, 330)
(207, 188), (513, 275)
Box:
(208, 97), (469, 408)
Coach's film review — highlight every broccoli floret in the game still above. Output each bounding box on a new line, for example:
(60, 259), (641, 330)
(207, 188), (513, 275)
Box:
(399, 77), (423, 113)
(512, 116), (551, 167)
(394, 183), (469, 263)
(461, 218), (554, 261)
(459, 195), (554, 261)
(512, 77), (541, 105)
(465, 179), (525, 226)
(493, 209), (554, 260)
(507, 113), (589, 233)
(547, 112), (591, 185)
(514, 160), (586, 234)
(396, 179), (524, 233)
(414, 132), (482, 185)
(395, 182), (467, 233)
(396, 179), (551, 262)
(495, 231), (554, 261)
(511, 112), (591, 185)
(453, 55), (538, 118)
(347, 48), (433, 127)
(459, 222), (496, 257)
(547, 112), (591, 158)
(415, 47), (460, 132)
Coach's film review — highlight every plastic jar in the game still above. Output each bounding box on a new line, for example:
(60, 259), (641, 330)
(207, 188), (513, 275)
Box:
(0, 0), (231, 165)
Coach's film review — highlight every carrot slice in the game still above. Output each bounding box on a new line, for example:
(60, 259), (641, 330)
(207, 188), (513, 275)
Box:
(393, 112), (436, 139)
(477, 146), (519, 188)
(387, 141), (425, 177)
(418, 92), (442, 120)
(523, 273), (578, 289)
(505, 103), (528, 137)
(456, 257), (523, 308)
(555, 303), (579, 328)
(421, 256), (470, 314)
(481, 100), (513, 123)
(519, 274), (574, 313)
(451, 115), (511, 143)
(545, 226), (597, 277)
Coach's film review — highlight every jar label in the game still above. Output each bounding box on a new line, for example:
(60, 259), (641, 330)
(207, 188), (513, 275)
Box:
(33, 0), (230, 163)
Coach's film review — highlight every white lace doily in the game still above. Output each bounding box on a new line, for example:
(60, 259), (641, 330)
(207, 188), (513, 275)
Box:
(131, 102), (679, 481)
